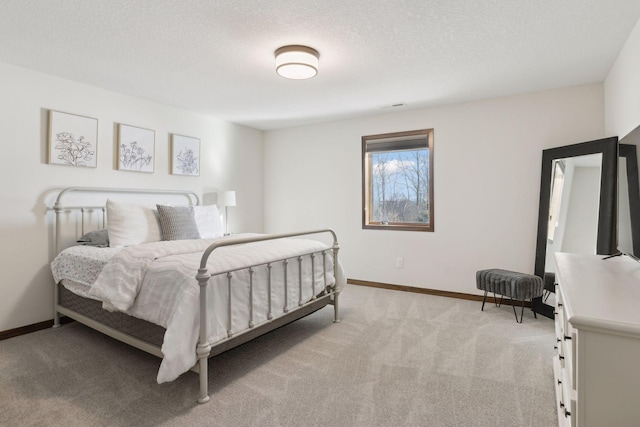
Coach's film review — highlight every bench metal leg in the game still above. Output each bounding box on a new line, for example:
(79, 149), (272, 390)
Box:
(482, 291), (504, 311)
(532, 300), (538, 319)
(510, 297), (526, 323)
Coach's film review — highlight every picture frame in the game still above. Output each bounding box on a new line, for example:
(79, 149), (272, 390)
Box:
(48, 110), (98, 167)
(117, 123), (155, 173)
(170, 134), (200, 176)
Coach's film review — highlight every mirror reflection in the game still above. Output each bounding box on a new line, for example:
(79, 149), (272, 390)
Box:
(542, 154), (602, 307)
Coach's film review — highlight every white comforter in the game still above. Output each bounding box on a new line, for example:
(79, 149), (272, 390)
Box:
(63, 234), (344, 383)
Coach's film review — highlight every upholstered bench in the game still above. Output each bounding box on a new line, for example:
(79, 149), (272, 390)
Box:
(476, 269), (544, 323)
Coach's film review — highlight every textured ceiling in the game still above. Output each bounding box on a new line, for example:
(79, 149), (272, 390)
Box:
(1, 0), (639, 130)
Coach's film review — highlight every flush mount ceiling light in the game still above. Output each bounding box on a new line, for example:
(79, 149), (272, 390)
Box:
(275, 45), (319, 80)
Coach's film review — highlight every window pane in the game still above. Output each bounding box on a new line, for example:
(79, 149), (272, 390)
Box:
(370, 149), (430, 224)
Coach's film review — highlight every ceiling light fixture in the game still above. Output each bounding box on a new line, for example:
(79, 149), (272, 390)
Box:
(275, 45), (319, 80)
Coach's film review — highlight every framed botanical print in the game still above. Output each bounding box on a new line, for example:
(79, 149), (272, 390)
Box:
(117, 123), (155, 173)
(48, 110), (98, 167)
(170, 133), (200, 176)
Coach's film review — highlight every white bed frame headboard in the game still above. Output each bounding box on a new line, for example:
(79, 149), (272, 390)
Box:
(53, 187), (200, 255)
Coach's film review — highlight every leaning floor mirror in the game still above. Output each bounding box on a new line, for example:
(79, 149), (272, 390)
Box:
(533, 137), (617, 318)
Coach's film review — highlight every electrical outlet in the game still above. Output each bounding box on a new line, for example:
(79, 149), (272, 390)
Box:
(396, 257), (404, 268)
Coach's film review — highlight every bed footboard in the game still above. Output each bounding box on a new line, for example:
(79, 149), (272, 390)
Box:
(195, 230), (341, 404)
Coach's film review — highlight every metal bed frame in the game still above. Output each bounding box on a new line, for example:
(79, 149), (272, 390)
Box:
(52, 187), (340, 404)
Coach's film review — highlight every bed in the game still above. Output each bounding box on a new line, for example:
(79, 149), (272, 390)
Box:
(49, 187), (344, 403)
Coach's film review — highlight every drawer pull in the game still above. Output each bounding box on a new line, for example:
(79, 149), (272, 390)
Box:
(564, 335), (572, 340)
(565, 409), (571, 418)
(559, 355), (565, 361)
(557, 338), (562, 343)
(554, 345), (557, 350)
(558, 303), (563, 307)
(557, 379), (562, 385)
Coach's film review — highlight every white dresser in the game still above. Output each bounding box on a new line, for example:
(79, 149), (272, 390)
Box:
(553, 252), (640, 427)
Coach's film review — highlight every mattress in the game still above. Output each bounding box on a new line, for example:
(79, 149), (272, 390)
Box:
(59, 281), (165, 347)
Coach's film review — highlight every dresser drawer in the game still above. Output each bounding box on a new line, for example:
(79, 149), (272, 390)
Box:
(561, 360), (575, 427)
(554, 319), (563, 356)
(563, 328), (576, 391)
(553, 355), (574, 427)
(554, 354), (575, 427)
(553, 355), (565, 426)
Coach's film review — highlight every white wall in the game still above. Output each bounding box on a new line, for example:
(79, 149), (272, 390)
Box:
(605, 16), (640, 138)
(561, 166), (601, 253)
(264, 84), (604, 295)
(0, 62), (264, 332)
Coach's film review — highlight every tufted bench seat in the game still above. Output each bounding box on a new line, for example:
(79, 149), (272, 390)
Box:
(476, 269), (544, 323)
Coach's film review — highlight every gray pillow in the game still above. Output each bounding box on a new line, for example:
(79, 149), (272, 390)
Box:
(156, 205), (201, 241)
(77, 229), (109, 247)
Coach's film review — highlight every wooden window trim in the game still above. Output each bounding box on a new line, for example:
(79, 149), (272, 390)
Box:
(362, 129), (434, 232)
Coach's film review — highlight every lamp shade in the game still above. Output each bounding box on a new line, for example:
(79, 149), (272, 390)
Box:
(275, 45), (319, 80)
(217, 190), (236, 207)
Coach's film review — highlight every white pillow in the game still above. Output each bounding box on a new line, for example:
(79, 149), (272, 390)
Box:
(106, 199), (162, 247)
(193, 205), (224, 238)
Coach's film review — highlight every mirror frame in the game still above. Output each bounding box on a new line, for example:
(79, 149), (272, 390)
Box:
(619, 143), (640, 257)
(533, 137), (618, 318)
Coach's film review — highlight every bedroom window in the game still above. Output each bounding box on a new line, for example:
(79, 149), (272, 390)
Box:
(362, 129), (434, 232)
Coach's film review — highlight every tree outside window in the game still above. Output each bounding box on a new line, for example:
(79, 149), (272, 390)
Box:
(362, 129), (434, 231)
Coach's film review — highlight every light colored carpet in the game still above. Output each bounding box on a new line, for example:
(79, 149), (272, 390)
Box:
(0, 285), (557, 426)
